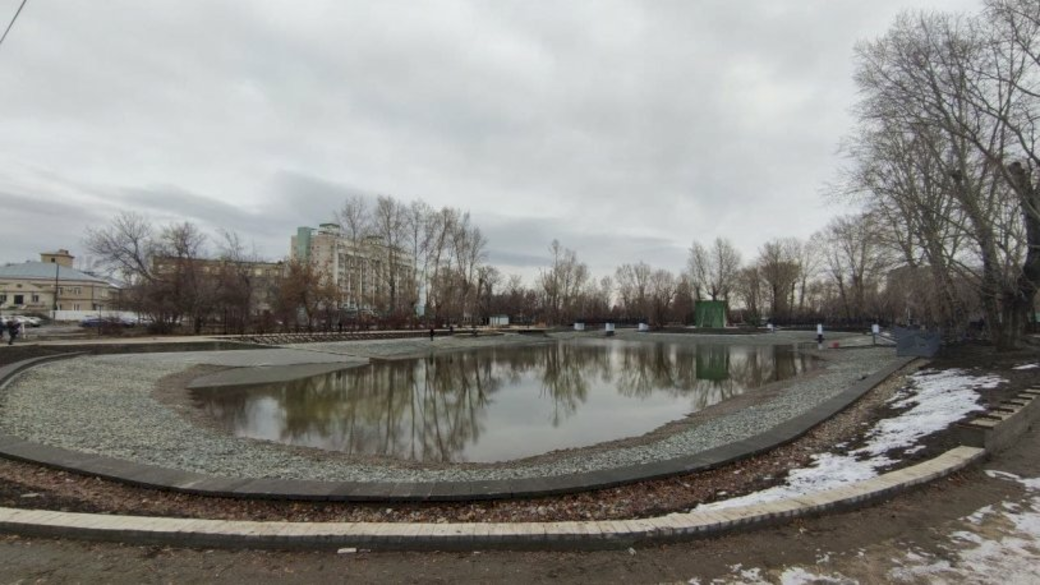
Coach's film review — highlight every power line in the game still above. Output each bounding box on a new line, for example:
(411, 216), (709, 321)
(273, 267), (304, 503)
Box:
(0, 0), (30, 53)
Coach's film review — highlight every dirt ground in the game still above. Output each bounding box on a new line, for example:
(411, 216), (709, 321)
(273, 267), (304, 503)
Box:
(0, 340), (1037, 583)
(0, 419), (1035, 584)
(0, 345), (1005, 524)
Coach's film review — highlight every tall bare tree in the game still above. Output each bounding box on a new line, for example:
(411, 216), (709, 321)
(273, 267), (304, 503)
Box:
(850, 4), (1040, 348)
(538, 240), (589, 324)
(687, 237), (742, 301)
(756, 239), (802, 321)
(822, 214), (894, 321)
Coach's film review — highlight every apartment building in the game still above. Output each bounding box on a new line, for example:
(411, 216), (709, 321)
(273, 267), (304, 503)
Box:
(291, 223), (415, 313)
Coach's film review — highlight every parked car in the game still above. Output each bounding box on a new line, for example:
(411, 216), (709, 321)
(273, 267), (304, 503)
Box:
(79, 316), (135, 328)
(15, 316), (41, 327)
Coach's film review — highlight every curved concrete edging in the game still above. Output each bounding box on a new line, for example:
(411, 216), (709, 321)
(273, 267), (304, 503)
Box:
(0, 353), (918, 502)
(0, 352), (88, 389)
(0, 446), (985, 551)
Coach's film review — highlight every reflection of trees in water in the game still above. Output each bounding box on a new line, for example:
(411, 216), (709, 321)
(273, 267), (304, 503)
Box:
(538, 343), (593, 426)
(193, 342), (815, 462)
(194, 352), (503, 463)
(612, 343), (815, 412)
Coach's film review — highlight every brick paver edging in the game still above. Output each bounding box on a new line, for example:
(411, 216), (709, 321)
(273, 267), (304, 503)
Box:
(0, 446), (984, 551)
(0, 354), (916, 502)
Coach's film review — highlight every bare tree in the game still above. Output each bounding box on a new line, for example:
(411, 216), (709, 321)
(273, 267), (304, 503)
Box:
(687, 237), (742, 301)
(274, 258), (337, 330)
(734, 266), (764, 325)
(84, 212), (156, 284)
(822, 214), (894, 322)
(538, 240), (589, 324)
(372, 195), (410, 315)
(850, 5), (1040, 348)
(336, 194), (370, 245)
(614, 262), (652, 321)
(647, 269), (677, 326)
(756, 239), (802, 322)
(84, 213), (209, 333)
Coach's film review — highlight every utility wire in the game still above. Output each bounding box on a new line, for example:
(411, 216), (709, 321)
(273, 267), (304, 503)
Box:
(0, 0), (30, 53)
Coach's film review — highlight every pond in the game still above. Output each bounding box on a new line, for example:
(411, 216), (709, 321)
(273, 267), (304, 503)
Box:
(190, 340), (819, 463)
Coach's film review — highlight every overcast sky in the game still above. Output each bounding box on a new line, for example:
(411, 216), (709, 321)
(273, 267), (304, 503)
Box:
(0, 0), (982, 281)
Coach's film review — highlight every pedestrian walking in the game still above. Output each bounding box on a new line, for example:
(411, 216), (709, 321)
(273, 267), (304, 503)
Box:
(6, 318), (19, 345)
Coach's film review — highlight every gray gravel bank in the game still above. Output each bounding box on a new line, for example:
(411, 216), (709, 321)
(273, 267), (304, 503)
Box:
(0, 334), (899, 483)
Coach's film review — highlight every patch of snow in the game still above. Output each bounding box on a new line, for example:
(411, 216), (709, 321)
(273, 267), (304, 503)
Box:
(737, 567), (763, 582)
(778, 567), (853, 584)
(1012, 363), (1038, 370)
(701, 369), (1000, 511)
(902, 549), (933, 562)
(950, 530), (984, 544)
(987, 469), (1040, 491)
(854, 369), (999, 459)
(966, 504), (995, 525)
(889, 471), (1040, 583)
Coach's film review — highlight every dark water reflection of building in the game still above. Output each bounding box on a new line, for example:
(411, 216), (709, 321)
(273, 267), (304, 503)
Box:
(191, 340), (817, 463)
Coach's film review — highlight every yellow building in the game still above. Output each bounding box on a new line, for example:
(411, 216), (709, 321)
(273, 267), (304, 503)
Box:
(0, 250), (119, 314)
(150, 255), (285, 311)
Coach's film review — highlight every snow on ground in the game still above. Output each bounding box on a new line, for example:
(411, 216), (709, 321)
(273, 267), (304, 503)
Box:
(695, 469), (1040, 584)
(685, 367), (1040, 585)
(700, 368), (1003, 511)
(1012, 363), (1038, 370)
(886, 470), (1040, 583)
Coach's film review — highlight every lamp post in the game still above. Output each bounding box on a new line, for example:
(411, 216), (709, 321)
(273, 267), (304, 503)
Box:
(52, 261), (59, 319)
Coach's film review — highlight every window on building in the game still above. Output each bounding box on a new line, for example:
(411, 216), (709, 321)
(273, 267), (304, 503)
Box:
(14, 294), (23, 305)
(73, 303), (81, 310)
(0, 294), (6, 303)
(31, 294), (39, 303)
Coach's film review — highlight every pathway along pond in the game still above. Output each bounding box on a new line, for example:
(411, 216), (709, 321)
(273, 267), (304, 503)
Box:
(190, 340), (819, 463)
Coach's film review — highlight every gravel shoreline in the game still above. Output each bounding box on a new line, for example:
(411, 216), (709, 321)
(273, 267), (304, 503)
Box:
(0, 331), (899, 483)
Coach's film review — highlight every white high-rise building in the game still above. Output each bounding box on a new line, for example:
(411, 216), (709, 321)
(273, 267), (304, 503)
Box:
(291, 223), (415, 314)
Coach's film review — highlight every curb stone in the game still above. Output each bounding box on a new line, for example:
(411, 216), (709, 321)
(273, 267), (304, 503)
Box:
(0, 446), (985, 551)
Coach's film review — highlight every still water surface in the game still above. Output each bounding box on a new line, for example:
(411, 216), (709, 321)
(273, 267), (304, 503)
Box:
(191, 340), (818, 463)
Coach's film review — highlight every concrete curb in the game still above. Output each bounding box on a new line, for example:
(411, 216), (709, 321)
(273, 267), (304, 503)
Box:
(0, 353), (87, 389)
(0, 446), (985, 551)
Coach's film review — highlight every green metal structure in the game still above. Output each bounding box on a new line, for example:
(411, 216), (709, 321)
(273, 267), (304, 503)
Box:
(694, 300), (727, 328)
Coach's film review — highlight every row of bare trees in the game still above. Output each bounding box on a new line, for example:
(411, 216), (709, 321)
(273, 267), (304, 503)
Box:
(84, 214), (280, 333)
(84, 193), (494, 332)
(334, 194), (489, 325)
(840, 0), (1040, 349)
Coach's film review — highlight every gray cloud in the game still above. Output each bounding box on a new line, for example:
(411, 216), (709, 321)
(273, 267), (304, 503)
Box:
(0, 0), (982, 278)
